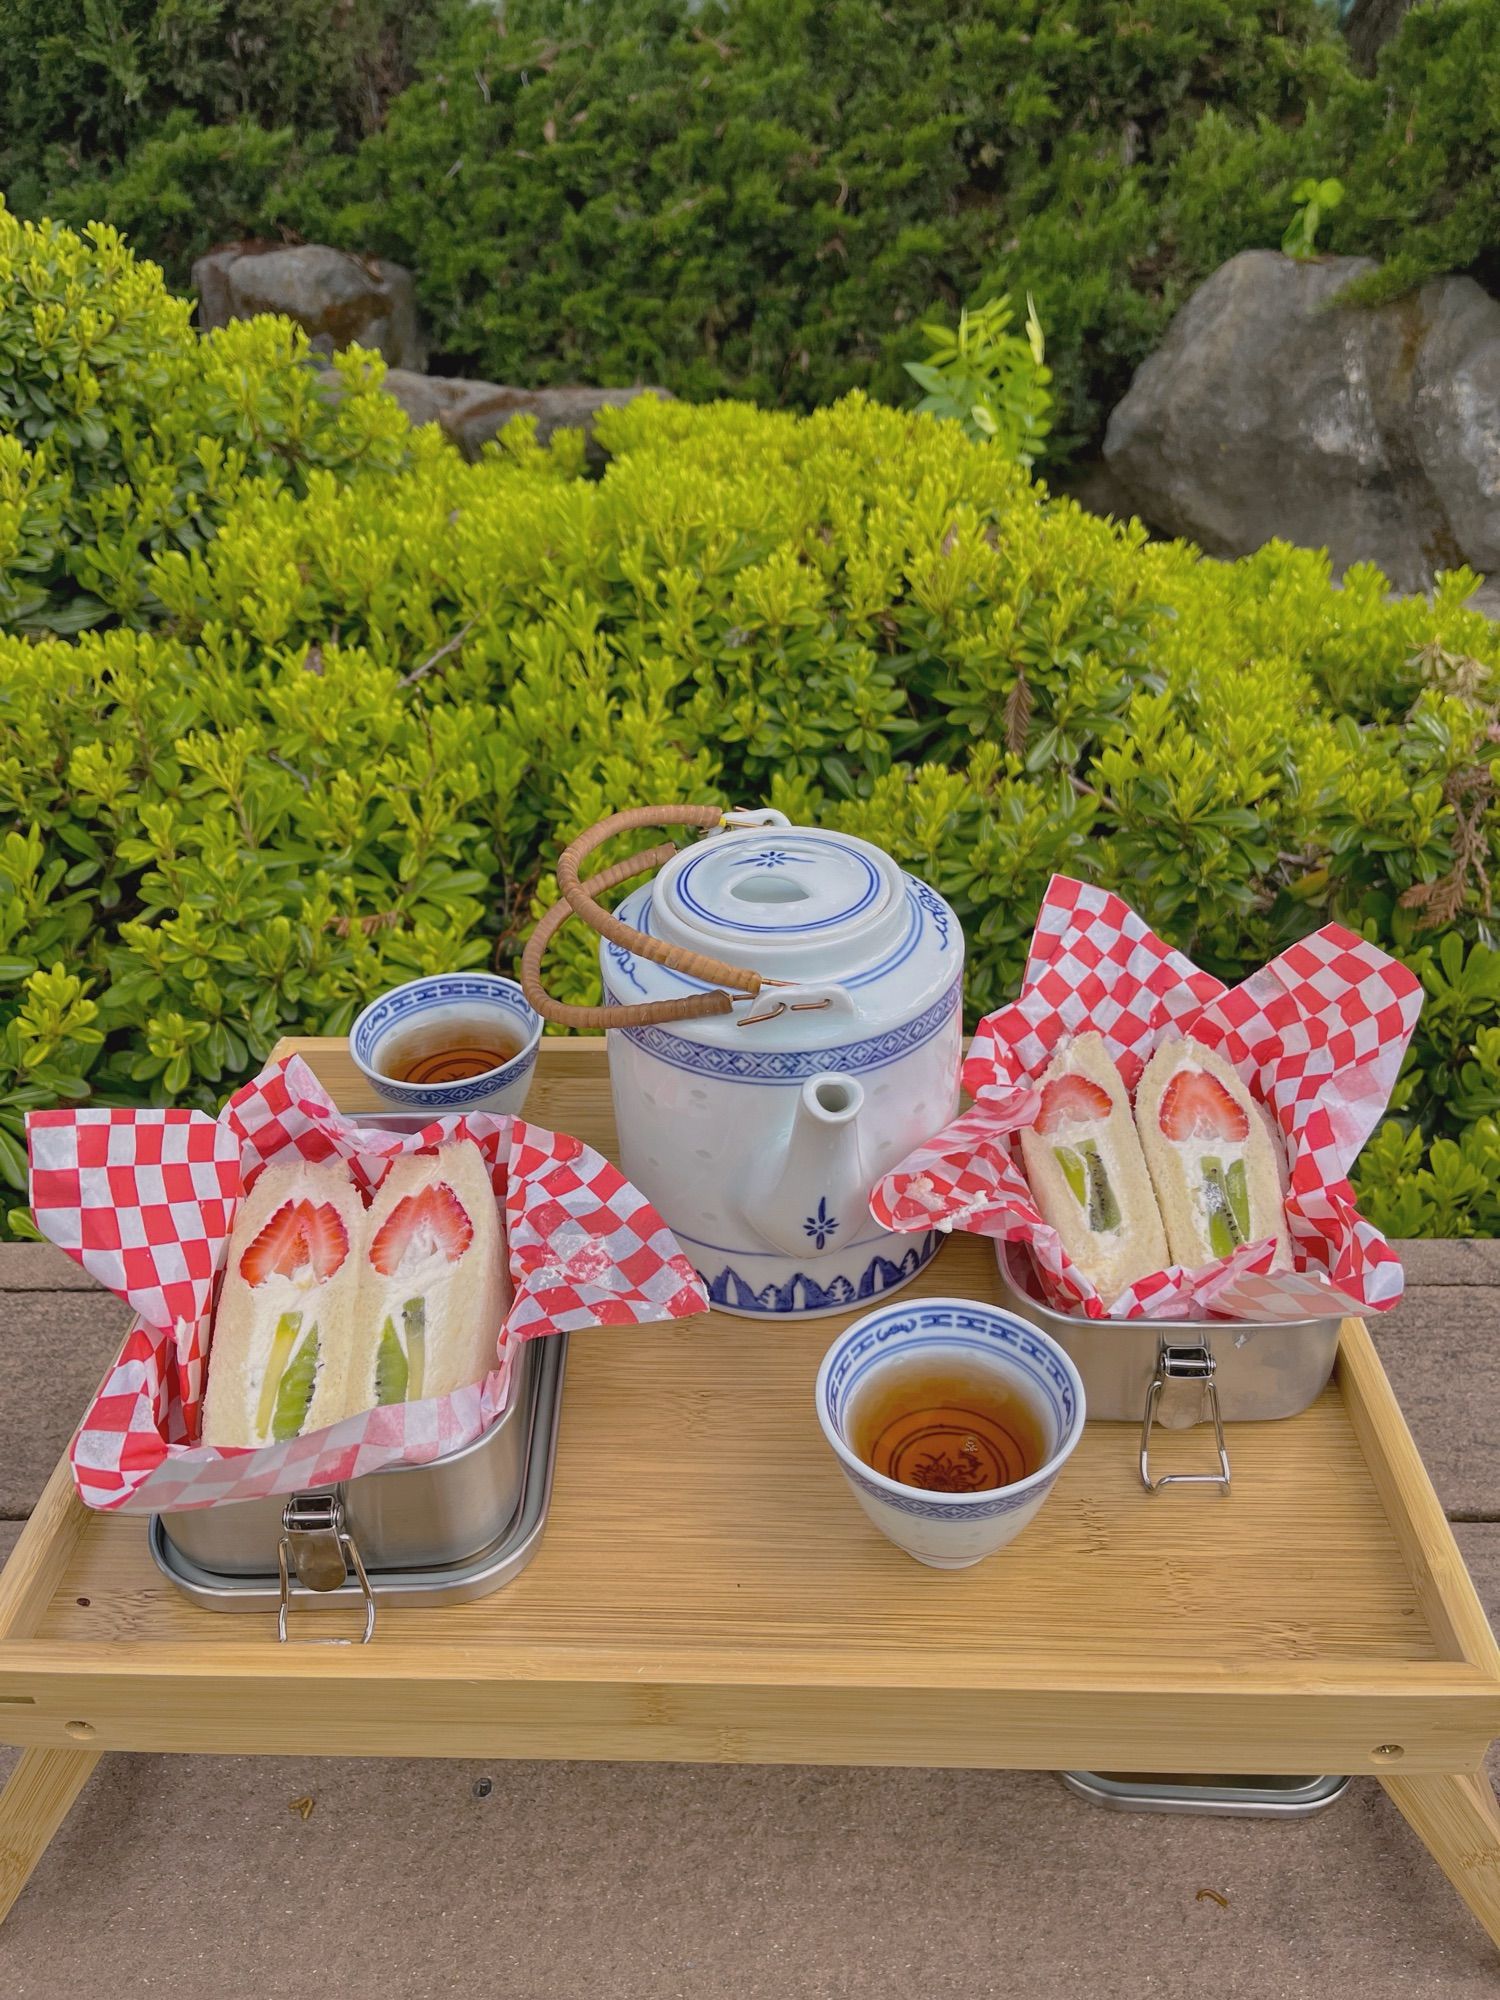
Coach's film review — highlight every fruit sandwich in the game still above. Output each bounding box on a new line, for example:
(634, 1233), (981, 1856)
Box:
(28, 1052), (707, 1513)
(1135, 1037), (1291, 1274)
(1019, 1033), (1292, 1305)
(873, 874), (1423, 1322)
(202, 1141), (511, 1450)
(1018, 1033), (1166, 1303)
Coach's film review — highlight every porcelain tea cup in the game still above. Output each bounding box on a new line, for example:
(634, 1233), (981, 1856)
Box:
(351, 973), (542, 1116)
(814, 1296), (1086, 1568)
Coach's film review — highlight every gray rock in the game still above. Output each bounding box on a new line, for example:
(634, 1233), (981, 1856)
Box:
(377, 371), (670, 467)
(1344, 0), (1423, 72)
(373, 369), (473, 432)
(1410, 277), (1500, 575)
(1103, 250), (1500, 592)
(193, 243), (426, 370)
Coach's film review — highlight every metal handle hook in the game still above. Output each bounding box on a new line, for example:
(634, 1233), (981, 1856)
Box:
(1139, 1345), (1231, 1494)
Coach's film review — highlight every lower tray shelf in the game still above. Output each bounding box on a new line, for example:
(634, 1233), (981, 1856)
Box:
(1060, 1770), (1351, 1817)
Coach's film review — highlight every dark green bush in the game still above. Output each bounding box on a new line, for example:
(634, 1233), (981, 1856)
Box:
(1, 220), (1496, 1237)
(0, 0), (439, 203)
(15, 4), (1499, 468)
(9, 0), (1353, 462)
(10, 5), (1500, 469)
(1158, 2), (1500, 310)
(26, 116), (332, 287)
(289, 0), (1357, 458)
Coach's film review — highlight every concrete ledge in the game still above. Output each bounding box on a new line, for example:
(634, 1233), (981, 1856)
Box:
(1398, 1240), (1500, 1287)
(1366, 1283), (1500, 1517)
(0, 1294), (131, 1514)
(0, 1245), (96, 1290)
(5, 1239), (1490, 1289)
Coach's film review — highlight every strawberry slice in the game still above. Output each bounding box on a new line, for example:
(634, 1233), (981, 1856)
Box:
(1035, 1073), (1112, 1135)
(239, 1200), (349, 1288)
(370, 1182), (473, 1278)
(1158, 1068), (1250, 1143)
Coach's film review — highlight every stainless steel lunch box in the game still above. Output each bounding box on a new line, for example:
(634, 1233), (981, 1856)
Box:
(153, 1332), (566, 1636)
(152, 1112), (566, 1637)
(992, 1242), (1341, 1493)
(160, 1334), (544, 1578)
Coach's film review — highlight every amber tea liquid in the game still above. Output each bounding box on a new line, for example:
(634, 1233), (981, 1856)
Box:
(379, 1014), (523, 1086)
(848, 1355), (1047, 1493)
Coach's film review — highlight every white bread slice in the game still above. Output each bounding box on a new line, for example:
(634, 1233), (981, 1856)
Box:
(351, 1139), (511, 1414)
(1255, 1097), (1292, 1204)
(1019, 1032), (1169, 1305)
(1135, 1037), (1292, 1273)
(203, 1158), (363, 1447)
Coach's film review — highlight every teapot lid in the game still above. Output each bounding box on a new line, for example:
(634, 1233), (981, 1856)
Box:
(651, 823), (908, 979)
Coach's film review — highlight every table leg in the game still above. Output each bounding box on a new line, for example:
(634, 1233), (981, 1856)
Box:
(1382, 1771), (1500, 1951)
(0, 1747), (101, 1925)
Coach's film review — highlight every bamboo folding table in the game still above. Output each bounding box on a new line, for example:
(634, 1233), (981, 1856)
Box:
(2, 1036), (1499, 1956)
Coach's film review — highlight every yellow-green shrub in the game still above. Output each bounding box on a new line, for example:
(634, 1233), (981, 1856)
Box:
(0, 201), (415, 632)
(1, 266), (1496, 1236)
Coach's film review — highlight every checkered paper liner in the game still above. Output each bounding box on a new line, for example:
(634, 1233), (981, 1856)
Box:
(28, 1054), (707, 1512)
(870, 876), (1422, 1321)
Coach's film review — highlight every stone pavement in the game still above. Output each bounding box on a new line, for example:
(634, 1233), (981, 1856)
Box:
(0, 1239), (1496, 1999)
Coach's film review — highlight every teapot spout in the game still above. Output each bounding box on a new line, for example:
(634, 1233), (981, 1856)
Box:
(742, 1074), (868, 1260)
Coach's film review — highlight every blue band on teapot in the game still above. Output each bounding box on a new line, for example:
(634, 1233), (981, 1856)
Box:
(605, 877), (955, 1005)
(604, 974), (962, 1083)
(692, 1230), (943, 1316)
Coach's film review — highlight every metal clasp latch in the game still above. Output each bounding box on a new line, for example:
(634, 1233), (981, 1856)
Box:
(276, 1491), (376, 1644)
(1139, 1344), (1231, 1495)
(717, 807), (792, 833)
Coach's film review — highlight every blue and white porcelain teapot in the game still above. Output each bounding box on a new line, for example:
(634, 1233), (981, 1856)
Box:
(522, 805), (963, 1318)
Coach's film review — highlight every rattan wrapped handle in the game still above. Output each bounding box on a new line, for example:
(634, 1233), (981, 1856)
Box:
(520, 805), (769, 1029)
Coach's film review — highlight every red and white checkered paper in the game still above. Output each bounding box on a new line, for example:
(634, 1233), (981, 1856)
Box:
(28, 1054), (707, 1512)
(871, 876), (1422, 1321)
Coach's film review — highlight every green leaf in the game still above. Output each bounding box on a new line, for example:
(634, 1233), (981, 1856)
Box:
(0, 1127), (27, 1192)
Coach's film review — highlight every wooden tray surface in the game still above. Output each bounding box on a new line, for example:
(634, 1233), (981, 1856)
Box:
(1, 1037), (1497, 1779)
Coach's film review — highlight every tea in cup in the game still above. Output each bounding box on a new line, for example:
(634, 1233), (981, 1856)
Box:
(814, 1297), (1085, 1567)
(351, 974), (543, 1116)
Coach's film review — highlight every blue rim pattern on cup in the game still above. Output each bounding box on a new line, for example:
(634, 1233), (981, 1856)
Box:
(350, 974), (542, 1111)
(815, 1297), (1086, 1523)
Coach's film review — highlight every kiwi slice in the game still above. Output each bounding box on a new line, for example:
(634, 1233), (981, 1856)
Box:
(270, 1323), (320, 1442)
(1052, 1140), (1120, 1232)
(403, 1297), (426, 1402)
(255, 1310), (302, 1441)
(375, 1315), (408, 1405)
(1202, 1156), (1247, 1258)
(1226, 1158), (1250, 1241)
(1082, 1142), (1120, 1232)
(1054, 1145), (1087, 1206)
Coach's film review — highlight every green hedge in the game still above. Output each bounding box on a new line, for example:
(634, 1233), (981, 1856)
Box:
(0, 0), (437, 204)
(2, 216), (1497, 1239)
(0, 207), (417, 634)
(10, 3), (1498, 471)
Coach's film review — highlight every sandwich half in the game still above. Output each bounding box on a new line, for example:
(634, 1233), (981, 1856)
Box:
(354, 1139), (511, 1411)
(202, 1158), (363, 1447)
(1135, 1037), (1291, 1272)
(1019, 1032), (1169, 1304)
